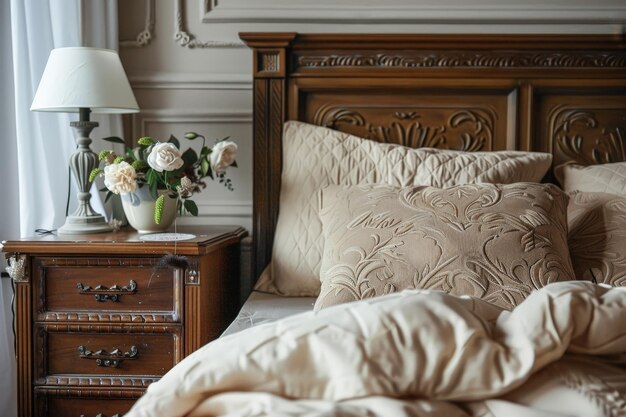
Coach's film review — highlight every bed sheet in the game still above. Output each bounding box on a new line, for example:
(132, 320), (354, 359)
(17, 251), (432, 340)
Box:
(222, 291), (316, 336)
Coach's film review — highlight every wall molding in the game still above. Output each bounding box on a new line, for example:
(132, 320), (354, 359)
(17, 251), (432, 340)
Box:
(128, 73), (252, 90)
(201, 0), (626, 24)
(120, 0), (154, 48)
(170, 202), (252, 222)
(176, 0), (244, 48)
(175, 212), (251, 224)
(196, 201), (252, 217)
(131, 109), (252, 139)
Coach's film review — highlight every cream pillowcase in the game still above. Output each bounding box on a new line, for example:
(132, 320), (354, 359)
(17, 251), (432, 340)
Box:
(258, 121), (553, 296)
(555, 163), (626, 196)
(553, 163), (626, 285)
(316, 183), (575, 310)
(567, 192), (626, 286)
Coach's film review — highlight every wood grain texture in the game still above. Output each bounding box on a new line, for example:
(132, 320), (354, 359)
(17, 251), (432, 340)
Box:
(36, 330), (180, 380)
(240, 32), (626, 282)
(16, 281), (33, 417)
(35, 391), (138, 417)
(3, 225), (246, 417)
(1, 225), (244, 255)
(34, 258), (180, 322)
(252, 78), (272, 279)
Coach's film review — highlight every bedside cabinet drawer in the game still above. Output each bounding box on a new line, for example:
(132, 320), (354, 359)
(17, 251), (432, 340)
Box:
(35, 327), (181, 382)
(35, 390), (139, 417)
(33, 257), (182, 322)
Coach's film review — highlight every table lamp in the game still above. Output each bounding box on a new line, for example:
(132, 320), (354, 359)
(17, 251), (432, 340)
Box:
(31, 47), (139, 234)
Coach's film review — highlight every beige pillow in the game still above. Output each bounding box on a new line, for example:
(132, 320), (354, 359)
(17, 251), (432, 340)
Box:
(555, 163), (626, 196)
(567, 192), (626, 286)
(316, 183), (575, 310)
(258, 121), (553, 296)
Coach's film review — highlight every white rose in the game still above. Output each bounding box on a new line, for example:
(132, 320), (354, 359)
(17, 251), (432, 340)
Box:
(104, 161), (137, 194)
(210, 140), (238, 174)
(147, 142), (184, 172)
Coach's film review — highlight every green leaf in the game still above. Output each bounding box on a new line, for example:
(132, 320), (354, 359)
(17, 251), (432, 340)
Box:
(102, 136), (126, 144)
(200, 146), (210, 157)
(146, 170), (158, 199)
(126, 147), (137, 159)
(200, 158), (210, 177)
(146, 169), (156, 184)
(181, 148), (198, 166)
(184, 132), (198, 140)
(149, 181), (158, 200)
(184, 199), (199, 216)
(168, 134), (180, 149)
(154, 195), (165, 224)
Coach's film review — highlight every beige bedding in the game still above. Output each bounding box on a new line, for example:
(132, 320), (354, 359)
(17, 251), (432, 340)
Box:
(126, 282), (626, 417)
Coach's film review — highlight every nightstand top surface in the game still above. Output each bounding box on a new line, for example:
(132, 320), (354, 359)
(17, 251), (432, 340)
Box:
(2, 225), (247, 255)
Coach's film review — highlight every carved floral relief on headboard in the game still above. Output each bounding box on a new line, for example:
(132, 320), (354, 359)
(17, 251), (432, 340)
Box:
(294, 49), (626, 71)
(313, 105), (495, 152)
(550, 106), (626, 166)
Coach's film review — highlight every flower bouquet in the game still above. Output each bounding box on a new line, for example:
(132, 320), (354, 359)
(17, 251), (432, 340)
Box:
(91, 133), (237, 228)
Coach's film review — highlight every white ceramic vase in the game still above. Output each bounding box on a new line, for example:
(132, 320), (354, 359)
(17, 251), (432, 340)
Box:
(121, 187), (178, 234)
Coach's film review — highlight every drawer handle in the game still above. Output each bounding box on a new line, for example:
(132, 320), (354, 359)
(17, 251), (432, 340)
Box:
(77, 279), (137, 302)
(80, 414), (121, 417)
(78, 345), (139, 368)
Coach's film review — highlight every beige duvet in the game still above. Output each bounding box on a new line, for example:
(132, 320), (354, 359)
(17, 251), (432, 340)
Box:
(126, 282), (626, 417)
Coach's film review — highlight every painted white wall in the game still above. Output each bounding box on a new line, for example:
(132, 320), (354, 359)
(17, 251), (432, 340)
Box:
(118, 0), (625, 235)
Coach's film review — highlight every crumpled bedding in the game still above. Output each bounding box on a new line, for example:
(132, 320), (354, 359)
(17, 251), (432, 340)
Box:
(125, 282), (626, 417)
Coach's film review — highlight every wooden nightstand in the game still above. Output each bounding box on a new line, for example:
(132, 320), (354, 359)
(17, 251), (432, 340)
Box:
(2, 225), (247, 417)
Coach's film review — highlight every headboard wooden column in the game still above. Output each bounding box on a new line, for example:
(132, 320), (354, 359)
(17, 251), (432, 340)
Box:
(240, 32), (626, 282)
(240, 33), (296, 279)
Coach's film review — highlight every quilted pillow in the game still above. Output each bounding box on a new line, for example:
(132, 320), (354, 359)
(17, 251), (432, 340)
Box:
(315, 183), (575, 310)
(567, 192), (626, 286)
(257, 121), (553, 296)
(554, 163), (626, 196)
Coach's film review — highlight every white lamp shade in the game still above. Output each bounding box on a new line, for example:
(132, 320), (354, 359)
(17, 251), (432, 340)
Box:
(31, 47), (139, 114)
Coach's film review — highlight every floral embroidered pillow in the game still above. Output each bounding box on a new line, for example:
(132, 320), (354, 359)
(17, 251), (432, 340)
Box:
(316, 183), (575, 310)
(567, 192), (626, 286)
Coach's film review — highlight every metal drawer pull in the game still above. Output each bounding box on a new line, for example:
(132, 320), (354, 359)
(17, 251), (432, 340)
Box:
(80, 414), (121, 417)
(77, 279), (137, 302)
(78, 345), (139, 368)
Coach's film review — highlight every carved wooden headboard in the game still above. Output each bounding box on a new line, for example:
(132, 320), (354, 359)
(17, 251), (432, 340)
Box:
(240, 32), (626, 281)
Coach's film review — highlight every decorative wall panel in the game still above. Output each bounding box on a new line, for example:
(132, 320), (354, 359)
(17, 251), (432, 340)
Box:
(202, 0), (626, 24)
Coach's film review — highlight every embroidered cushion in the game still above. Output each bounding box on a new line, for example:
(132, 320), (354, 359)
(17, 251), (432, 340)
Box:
(567, 192), (626, 286)
(316, 183), (575, 310)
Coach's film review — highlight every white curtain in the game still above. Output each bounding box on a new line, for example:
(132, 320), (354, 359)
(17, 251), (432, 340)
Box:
(1, 1), (122, 415)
